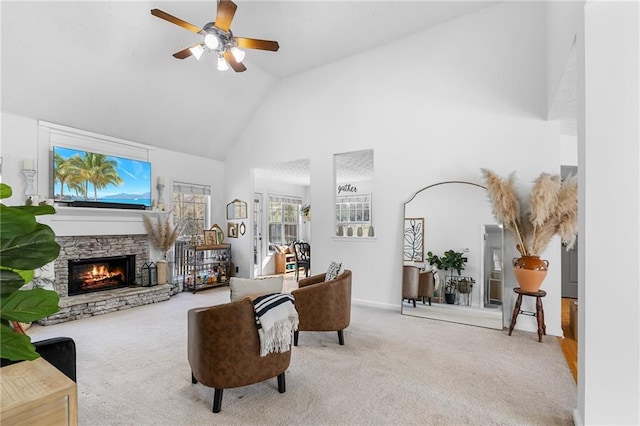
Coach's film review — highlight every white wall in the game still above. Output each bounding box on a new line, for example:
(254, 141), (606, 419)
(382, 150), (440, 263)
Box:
(561, 134), (578, 166)
(225, 2), (564, 335)
(0, 113), (40, 205)
(578, 1), (640, 424)
(546, 1), (585, 115)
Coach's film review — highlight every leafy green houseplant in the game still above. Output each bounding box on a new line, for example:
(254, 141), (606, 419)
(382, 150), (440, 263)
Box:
(427, 250), (467, 303)
(0, 183), (61, 361)
(301, 205), (311, 221)
(457, 277), (475, 294)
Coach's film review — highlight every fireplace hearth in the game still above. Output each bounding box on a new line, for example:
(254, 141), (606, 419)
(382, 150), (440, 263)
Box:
(68, 255), (136, 296)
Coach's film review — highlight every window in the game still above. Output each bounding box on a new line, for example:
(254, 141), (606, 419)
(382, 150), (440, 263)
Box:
(336, 194), (373, 237)
(334, 149), (374, 238)
(172, 182), (211, 241)
(268, 194), (302, 249)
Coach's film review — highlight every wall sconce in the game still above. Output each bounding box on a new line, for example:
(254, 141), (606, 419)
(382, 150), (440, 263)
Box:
(22, 159), (37, 201)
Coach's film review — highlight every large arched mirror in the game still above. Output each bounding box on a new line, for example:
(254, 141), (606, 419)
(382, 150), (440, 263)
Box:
(401, 181), (504, 329)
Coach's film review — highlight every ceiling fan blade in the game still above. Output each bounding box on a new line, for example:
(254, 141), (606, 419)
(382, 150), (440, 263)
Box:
(236, 37), (279, 52)
(173, 43), (202, 60)
(224, 51), (247, 72)
(214, 0), (237, 32)
(151, 9), (203, 34)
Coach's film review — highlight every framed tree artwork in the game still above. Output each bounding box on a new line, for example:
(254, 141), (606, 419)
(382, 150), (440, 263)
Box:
(403, 218), (424, 262)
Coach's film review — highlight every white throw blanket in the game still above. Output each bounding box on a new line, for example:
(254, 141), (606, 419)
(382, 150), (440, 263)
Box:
(252, 293), (299, 357)
(431, 267), (440, 291)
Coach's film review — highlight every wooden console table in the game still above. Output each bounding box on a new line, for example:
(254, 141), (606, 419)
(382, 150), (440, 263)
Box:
(1, 357), (78, 425)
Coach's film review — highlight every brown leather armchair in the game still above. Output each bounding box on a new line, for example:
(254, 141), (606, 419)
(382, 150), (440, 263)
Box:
(418, 270), (435, 306)
(402, 265), (420, 307)
(188, 298), (291, 413)
(291, 269), (352, 346)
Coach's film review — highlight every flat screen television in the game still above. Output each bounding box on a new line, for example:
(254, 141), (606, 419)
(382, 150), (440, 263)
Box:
(51, 146), (152, 209)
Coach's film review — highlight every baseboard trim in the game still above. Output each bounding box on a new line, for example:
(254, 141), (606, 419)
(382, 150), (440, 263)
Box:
(573, 407), (583, 426)
(352, 298), (398, 311)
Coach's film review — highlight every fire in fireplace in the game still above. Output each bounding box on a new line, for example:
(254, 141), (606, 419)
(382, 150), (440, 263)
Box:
(68, 255), (136, 296)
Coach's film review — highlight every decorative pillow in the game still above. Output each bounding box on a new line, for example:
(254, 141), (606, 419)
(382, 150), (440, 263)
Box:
(325, 261), (342, 281)
(229, 276), (284, 302)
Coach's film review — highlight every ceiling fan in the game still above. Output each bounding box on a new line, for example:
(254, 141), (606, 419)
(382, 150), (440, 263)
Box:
(150, 0), (279, 72)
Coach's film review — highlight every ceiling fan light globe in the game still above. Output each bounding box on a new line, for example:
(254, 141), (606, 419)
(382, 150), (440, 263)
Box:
(190, 45), (205, 60)
(204, 33), (219, 49)
(231, 47), (245, 62)
(217, 56), (229, 71)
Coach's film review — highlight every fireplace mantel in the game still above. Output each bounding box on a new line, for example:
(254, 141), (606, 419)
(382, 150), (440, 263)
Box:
(40, 205), (166, 237)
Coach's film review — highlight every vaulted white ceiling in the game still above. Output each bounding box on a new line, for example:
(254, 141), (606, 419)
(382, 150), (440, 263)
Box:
(1, 1), (500, 161)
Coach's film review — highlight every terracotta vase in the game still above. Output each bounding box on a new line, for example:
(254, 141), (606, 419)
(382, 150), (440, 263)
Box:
(513, 255), (549, 292)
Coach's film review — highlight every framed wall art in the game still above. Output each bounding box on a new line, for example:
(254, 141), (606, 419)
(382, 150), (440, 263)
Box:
(204, 224), (224, 246)
(227, 222), (239, 238)
(403, 217), (424, 262)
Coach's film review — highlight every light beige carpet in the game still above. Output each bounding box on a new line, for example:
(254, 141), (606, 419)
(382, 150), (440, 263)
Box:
(28, 287), (576, 425)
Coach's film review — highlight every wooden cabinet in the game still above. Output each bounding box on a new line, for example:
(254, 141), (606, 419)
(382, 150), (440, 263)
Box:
(489, 278), (502, 303)
(275, 252), (296, 274)
(183, 244), (232, 293)
(1, 357), (78, 426)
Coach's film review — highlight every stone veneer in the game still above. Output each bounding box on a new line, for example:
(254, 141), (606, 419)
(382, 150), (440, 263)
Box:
(40, 284), (173, 325)
(54, 234), (150, 296)
(41, 234), (172, 325)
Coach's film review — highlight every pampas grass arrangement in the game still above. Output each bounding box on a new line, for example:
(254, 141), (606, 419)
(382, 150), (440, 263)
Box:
(481, 169), (578, 256)
(143, 211), (182, 259)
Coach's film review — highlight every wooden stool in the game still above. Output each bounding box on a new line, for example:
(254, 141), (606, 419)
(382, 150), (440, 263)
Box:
(508, 288), (547, 342)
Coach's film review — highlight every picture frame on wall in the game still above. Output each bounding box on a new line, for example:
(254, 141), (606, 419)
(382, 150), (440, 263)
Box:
(203, 224), (224, 246)
(227, 222), (239, 238)
(203, 230), (217, 246)
(403, 217), (424, 262)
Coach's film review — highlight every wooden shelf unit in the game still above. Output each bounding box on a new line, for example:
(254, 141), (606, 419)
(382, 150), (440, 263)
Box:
(183, 243), (232, 293)
(275, 252), (296, 274)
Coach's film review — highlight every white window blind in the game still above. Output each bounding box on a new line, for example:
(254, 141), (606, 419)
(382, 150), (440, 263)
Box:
(172, 182), (211, 196)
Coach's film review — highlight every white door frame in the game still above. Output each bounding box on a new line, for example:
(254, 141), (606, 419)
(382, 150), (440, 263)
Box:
(253, 193), (263, 277)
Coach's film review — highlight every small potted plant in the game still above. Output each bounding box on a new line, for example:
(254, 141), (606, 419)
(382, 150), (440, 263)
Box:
(143, 211), (182, 286)
(426, 249), (467, 304)
(443, 279), (457, 304)
(301, 205), (311, 221)
(457, 277), (475, 294)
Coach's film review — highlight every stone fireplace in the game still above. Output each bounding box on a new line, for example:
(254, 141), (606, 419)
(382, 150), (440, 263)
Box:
(40, 233), (172, 325)
(54, 235), (149, 296)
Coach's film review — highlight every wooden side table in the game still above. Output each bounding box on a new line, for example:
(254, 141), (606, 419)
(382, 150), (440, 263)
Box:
(1, 357), (78, 425)
(508, 287), (547, 342)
